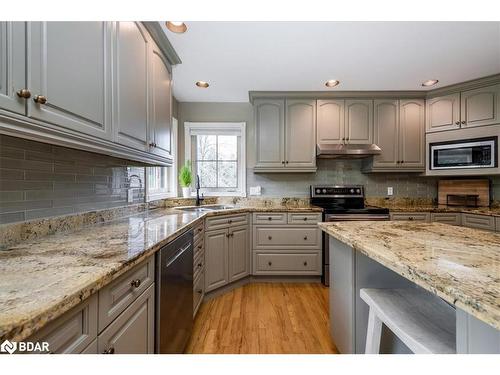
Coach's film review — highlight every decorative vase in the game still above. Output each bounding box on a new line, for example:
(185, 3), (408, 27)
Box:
(182, 187), (191, 198)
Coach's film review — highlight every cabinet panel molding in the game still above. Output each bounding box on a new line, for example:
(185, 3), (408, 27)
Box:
(345, 99), (373, 144)
(254, 99), (285, 169)
(317, 99), (345, 145)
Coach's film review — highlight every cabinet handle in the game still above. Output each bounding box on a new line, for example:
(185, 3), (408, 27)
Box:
(408, 217), (414, 221)
(16, 89), (31, 99)
(281, 161), (285, 164)
(303, 261), (308, 266)
(197, 228), (203, 232)
(228, 219), (233, 224)
(130, 279), (141, 288)
(400, 160), (404, 164)
(455, 121), (460, 125)
(461, 121), (466, 125)
(197, 245), (202, 250)
(196, 289), (203, 294)
(268, 261), (272, 266)
(303, 217), (308, 221)
(197, 263), (203, 268)
(285, 161), (289, 164)
(33, 95), (47, 104)
(303, 236), (308, 240)
(102, 347), (115, 354)
(268, 236), (272, 240)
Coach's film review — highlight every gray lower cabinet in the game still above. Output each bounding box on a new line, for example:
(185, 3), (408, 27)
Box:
(390, 212), (430, 222)
(193, 271), (205, 317)
(228, 225), (250, 282)
(461, 213), (496, 231)
(28, 22), (112, 140)
(431, 212), (462, 226)
(98, 284), (155, 354)
(496, 217), (500, 232)
(0, 22), (26, 115)
(81, 339), (98, 354)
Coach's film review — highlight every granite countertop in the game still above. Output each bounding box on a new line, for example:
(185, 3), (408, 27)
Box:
(318, 221), (500, 330)
(387, 205), (500, 217)
(0, 204), (321, 342)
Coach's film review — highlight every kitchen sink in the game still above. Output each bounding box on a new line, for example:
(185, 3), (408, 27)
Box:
(177, 205), (235, 212)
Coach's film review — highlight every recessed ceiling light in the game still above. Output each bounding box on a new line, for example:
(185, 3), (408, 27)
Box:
(422, 79), (439, 87)
(166, 21), (187, 34)
(325, 80), (340, 88)
(196, 81), (209, 88)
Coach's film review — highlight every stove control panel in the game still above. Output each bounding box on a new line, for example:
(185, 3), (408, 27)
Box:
(310, 185), (364, 198)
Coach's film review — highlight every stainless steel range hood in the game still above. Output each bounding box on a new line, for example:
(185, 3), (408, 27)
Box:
(316, 143), (382, 159)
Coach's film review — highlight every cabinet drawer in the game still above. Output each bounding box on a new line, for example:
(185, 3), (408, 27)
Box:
(98, 256), (154, 332)
(462, 213), (495, 231)
(28, 293), (98, 354)
(98, 284), (155, 354)
(205, 213), (248, 231)
(390, 212), (430, 222)
(194, 249), (204, 280)
(287, 212), (322, 224)
(193, 271), (204, 318)
(431, 213), (462, 226)
(252, 212), (287, 225)
(253, 226), (321, 249)
(193, 223), (204, 243)
(253, 251), (321, 275)
(194, 236), (204, 259)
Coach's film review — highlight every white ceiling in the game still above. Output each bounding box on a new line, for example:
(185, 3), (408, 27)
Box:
(162, 22), (500, 102)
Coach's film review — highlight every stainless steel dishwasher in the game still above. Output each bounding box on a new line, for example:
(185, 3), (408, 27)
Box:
(156, 229), (193, 353)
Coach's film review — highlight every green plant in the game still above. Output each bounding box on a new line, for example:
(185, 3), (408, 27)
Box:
(179, 160), (193, 187)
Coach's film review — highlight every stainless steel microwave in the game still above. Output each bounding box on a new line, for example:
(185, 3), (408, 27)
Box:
(429, 137), (498, 170)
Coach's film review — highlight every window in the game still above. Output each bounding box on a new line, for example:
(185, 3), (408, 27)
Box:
(146, 118), (178, 201)
(185, 122), (246, 197)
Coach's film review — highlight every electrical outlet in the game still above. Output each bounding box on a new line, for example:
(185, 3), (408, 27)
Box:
(387, 187), (393, 196)
(127, 189), (134, 203)
(249, 186), (262, 196)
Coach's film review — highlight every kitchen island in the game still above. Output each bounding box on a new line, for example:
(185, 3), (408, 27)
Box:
(318, 221), (500, 354)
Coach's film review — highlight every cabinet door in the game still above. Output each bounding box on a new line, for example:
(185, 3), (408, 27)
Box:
(317, 99), (344, 145)
(425, 93), (460, 132)
(0, 22), (26, 115)
(228, 225), (249, 282)
(461, 84), (500, 128)
(98, 284), (155, 354)
(372, 100), (399, 168)
(150, 45), (172, 160)
(205, 228), (229, 292)
(399, 99), (425, 168)
(344, 100), (373, 144)
(285, 99), (316, 168)
(28, 22), (112, 140)
(254, 99), (285, 169)
(113, 22), (150, 151)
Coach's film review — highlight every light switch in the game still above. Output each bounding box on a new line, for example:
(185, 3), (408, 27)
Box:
(387, 187), (393, 196)
(249, 186), (262, 196)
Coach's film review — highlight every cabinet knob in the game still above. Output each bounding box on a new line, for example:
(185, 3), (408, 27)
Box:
(197, 245), (202, 250)
(455, 121), (460, 125)
(197, 263), (203, 268)
(408, 217), (414, 221)
(461, 121), (466, 125)
(197, 228), (203, 232)
(303, 217), (308, 221)
(285, 161), (289, 164)
(228, 219), (232, 224)
(303, 261), (308, 266)
(16, 89), (31, 99)
(102, 347), (115, 354)
(33, 95), (47, 104)
(268, 261), (272, 266)
(303, 236), (308, 240)
(130, 279), (141, 288)
(268, 236), (272, 240)
(400, 160), (404, 164)
(268, 217), (272, 221)
(281, 161), (285, 164)
(196, 289), (203, 295)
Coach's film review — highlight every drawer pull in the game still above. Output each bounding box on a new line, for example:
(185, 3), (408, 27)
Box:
(303, 261), (308, 266)
(303, 236), (308, 240)
(33, 95), (47, 104)
(268, 217), (272, 221)
(408, 217), (414, 221)
(130, 279), (141, 288)
(303, 217), (308, 221)
(196, 289), (203, 295)
(268, 261), (272, 266)
(197, 263), (203, 268)
(268, 236), (272, 240)
(197, 228), (203, 233)
(198, 245), (203, 250)
(228, 219), (233, 224)
(102, 347), (115, 354)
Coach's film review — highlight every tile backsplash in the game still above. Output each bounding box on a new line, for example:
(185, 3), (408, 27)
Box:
(0, 135), (145, 224)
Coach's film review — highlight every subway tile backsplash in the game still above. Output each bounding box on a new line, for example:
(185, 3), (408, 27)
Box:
(0, 135), (145, 224)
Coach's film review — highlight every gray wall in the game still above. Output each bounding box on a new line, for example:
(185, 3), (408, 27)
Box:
(0, 135), (145, 224)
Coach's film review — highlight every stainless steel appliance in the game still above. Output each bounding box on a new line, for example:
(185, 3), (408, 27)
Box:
(310, 185), (390, 286)
(316, 143), (382, 159)
(429, 137), (497, 170)
(156, 230), (193, 353)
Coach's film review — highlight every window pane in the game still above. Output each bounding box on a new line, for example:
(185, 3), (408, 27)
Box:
(217, 135), (237, 160)
(218, 161), (237, 188)
(197, 135), (216, 160)
(197, 161), (217, 188)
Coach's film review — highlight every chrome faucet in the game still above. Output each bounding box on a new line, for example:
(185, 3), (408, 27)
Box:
(195, 174), (204, 206)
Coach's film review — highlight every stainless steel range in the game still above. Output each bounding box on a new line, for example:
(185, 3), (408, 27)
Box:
(310, 185), (390, 286)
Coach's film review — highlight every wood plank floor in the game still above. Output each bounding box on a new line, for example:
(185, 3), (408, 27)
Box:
(185, 282), (338, 354)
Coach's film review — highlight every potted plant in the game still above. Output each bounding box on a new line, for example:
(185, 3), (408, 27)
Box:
(179, 160), (193, 198)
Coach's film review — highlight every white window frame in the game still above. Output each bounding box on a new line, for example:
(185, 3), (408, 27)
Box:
(145, 117), (178, 202)
(184, 122), (246, 197)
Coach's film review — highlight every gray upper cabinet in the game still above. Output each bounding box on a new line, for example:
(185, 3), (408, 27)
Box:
(228, 225), (250, 282)
(317, 99), (344, 145)
(372, 100), (399, 169)
(399, 99), (425, 168)
(344, 100), (373, 144)
(461, 84), (500, 128)
(0, 22), (26, 115)
(113, 22), (150, 151)
(285, 99), (316, 169)
(28, 22), (112, 140)
(426, 93), (460, 133)
(150, 45), (172, 160)
(254, 99), (285, 170)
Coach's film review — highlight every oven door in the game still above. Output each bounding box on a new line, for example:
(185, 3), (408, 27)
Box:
(430, 137), (497, 170)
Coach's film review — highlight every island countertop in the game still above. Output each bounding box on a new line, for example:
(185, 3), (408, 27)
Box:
(318, 221), (500, 330)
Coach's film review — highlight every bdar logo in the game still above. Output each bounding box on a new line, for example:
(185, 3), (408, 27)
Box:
(1, 340), (17, 354)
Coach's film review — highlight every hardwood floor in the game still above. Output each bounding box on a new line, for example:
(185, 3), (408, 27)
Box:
(185, 282), (338, 354)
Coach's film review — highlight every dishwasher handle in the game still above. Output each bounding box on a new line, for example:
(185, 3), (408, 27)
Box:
(165, 242), (192, 268)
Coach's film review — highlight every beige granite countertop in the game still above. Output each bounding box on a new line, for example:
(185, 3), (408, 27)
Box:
(318, 221), (500, 330)
(0, 204), (321, 342)
(387, 205), (500, 217)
